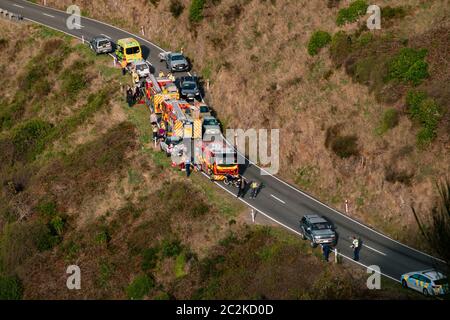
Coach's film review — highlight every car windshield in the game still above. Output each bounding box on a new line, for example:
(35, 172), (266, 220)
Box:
(204, 118), (219, 126)
(98, 40), (110, 46)
(126, 46), (140, 54)
(182, 82), (196, 90)
(312, 222), (331, 230)
(200, 106), (209, 113)
(434, 279), (448, 285)
(171, 55), (184, 61)
(136, 64), (147, 71)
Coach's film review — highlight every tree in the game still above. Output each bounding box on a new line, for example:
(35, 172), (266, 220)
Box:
(412, 179), (450, 275)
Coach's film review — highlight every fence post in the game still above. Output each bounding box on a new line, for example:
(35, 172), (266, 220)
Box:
(334, 248), (339, 264)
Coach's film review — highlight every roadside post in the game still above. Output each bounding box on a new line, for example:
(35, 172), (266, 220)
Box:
(334, 248), (339, 264)
(251, 209), (255, 223)
(345, 199), (349, 214)
(81, 35), (84, 44)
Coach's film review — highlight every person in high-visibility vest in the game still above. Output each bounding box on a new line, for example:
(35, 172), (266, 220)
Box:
(158, 70), (165, 78)
(167, 72), (175, 81)
(250, 181), (259, 199)
(350, 236), (360, 261)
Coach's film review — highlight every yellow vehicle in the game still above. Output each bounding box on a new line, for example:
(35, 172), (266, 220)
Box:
(115, 38), (142, 63)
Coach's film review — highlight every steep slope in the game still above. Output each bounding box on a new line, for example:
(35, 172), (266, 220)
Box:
(41, 0), (450, 249)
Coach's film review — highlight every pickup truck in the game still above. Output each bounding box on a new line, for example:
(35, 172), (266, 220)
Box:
(159, 51), (189, 72)
(299, 214), (337, 247)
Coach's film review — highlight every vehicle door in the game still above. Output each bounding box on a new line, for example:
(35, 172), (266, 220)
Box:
(418, 275), (431, 293)
(304, 221), (313, 240)
(408, 274), (421, 292)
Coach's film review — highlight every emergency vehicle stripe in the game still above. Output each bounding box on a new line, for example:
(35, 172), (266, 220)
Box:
(174, 121), (183, 137)
(193, 119), (202, 139)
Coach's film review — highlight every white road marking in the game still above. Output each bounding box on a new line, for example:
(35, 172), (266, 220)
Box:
(13, 4), (24, 8)
(101, 33), (111, 39)
(363, 244), (387, 256)
(42, 13), (55, 18)
(206, 172), (400, 283)
(24, 0), (445, 266)
(270, 194), (286, 204)
(73, 23), (84, 28)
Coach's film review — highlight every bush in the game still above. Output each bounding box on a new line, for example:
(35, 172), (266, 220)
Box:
(161, 239), (183, 258)
(385, 166), (413, 185)
(189, 0), (205, 23)
(336, 0), (368, 26)
(377, 108), (399, 134)
(12, 119), (54, 161)
(126, 274), (155, 300)
(307, 31), (332, 56)
(141, 247), (159, 271)
(61, 72), (88, 100)
(0, 274), (23, 300)
(381, 6), (406, 20)
(170, 0), (184, 18)
(406, 91), (442, 146)
(331, 135), (359, 158)
(388, 48), (429, 85)
(329, 31), (353, 66)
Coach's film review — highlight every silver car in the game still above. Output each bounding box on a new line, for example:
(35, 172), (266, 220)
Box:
(89, 36), (113, 54)
(160, 136), (184, 156)
(401, 269), (448, 296)
(202, 116), (221, 136)
(159, 52), (189, 72)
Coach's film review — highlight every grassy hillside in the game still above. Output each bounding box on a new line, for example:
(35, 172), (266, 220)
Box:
(40, 0), (450, 251)
(0, 19), (421, 299)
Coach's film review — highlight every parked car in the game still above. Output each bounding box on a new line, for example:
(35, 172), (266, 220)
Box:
(198, 104), (211, 118)
(159, 52), (189, 72)
(129, 60), (151, 78)
(89, 36), (113, 54)
(160, 136), (184, 156)
(401, 270), (448, 296)
(299, 214), (336, 247)
(202, 116), (221, 136)
(178, 76), (201, 101)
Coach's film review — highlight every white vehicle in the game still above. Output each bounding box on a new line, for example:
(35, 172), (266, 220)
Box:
(129, 60), (152, 78)
(401, 269), (448, 296)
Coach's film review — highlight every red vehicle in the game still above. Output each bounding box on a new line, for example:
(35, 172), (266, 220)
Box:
(196, 140), (239, 180)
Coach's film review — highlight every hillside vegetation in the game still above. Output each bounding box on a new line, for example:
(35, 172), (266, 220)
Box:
(0, 19), (420, 299)
(41, 0), (450, 251)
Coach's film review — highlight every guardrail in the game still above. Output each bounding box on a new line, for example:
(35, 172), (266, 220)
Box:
(0, 8), (24, 21)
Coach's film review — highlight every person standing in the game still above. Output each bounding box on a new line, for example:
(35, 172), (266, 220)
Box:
(250, 181), (259, 199)
(350, 236), (360, 261)
(237, 176), (246, 198)
(322, 244), (331, 262)
(126, 86), (133, 107)
(185, 157), (191, 177)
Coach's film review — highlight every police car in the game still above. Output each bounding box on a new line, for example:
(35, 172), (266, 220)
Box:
(401, 269), (448, 296)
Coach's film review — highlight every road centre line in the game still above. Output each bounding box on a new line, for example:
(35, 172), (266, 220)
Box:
(270, 194), (286, 204)
(42, 13), (54, 18)
(13, 4), (24, 8)
(363, 244), (387, 256)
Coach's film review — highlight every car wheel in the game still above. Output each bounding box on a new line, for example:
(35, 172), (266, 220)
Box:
(423, 288), (429, 296)
(401, 280), (408, 288)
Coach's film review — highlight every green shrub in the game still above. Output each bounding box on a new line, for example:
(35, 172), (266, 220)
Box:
(12, 119), (54, 161)
(170, 0), (184, 18)
(190, 202), (209, 217)
(307, 31), (332, 56)
(388, 48), (429, 85)
(336, 0), (368, 26)
(329, 31), (353, 66)
(0, 275), (23, 300)
(141, 247), (159, 271)
(189, 0), (205, 23)
(381, 6), (406, 20)
(126, 274), (155, 300)
(406, 91), (442, 146)
(377, 108), (399, 134)
(331, 135), (359, 158)
(61, 72), (88, 100)
(161, 239), (183, 258)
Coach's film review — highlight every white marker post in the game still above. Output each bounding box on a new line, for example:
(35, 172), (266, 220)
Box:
(345, 199), (349, 214)
(81, 35), (84, 44)
(251, 209), (255, 223)
(140, 25), (145, 36)
(334, 248), (339, 264)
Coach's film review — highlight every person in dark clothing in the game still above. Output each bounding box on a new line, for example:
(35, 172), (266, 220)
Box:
(185, 158), (191, 177)
(350, 236), (360, 261)
(236, 177), (246, 198)
(126, 87), (134, 107)
(322, 244), (331, 262)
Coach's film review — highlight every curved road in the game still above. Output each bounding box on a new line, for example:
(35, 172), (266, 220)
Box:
(1, 0), (446, 285)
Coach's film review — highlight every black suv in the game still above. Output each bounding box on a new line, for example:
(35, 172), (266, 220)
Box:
(299, 214), (336, 247)
(177, 76), (201, 101)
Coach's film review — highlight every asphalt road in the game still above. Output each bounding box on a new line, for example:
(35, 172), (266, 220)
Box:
(1, 0), (446, 285)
